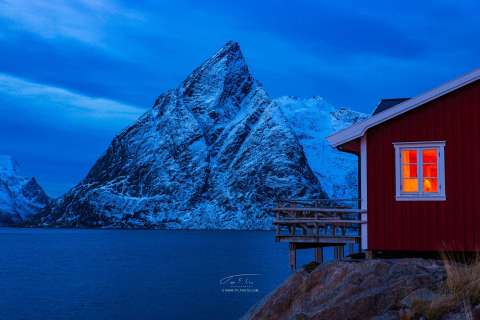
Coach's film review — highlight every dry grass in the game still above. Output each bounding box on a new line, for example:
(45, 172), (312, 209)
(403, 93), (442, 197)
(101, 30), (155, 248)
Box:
(410, 252), (480, 319)
(439, 252), (480, 319)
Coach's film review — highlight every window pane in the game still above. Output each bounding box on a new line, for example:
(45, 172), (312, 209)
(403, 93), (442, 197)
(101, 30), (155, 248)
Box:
(402, 164), (418, 178)
(402, 150), (417, 164)
(424, 178), (438, 193)
(403, 178), (419, 192)
(423, 163), (438, 177)
(423, 149), (437, 163)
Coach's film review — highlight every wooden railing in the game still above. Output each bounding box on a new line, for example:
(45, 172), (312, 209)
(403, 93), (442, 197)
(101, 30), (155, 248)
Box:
(273, 199), (366, 244)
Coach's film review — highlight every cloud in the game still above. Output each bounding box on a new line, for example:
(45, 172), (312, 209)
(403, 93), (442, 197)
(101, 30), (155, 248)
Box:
(0, 0), (139, 47)
(0, 73), (144, 196)
(0, 73), (144, 122)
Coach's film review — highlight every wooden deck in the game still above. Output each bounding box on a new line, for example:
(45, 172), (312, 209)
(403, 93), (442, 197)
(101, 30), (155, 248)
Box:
(274, 199), (366, 270)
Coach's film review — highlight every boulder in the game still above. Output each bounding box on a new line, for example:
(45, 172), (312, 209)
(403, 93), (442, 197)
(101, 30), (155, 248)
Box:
(243, 259), (446, 320)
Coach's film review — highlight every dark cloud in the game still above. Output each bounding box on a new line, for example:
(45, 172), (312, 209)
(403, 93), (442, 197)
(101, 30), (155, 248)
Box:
(197, 0), (426, 59)
(0, 31), (166, 107)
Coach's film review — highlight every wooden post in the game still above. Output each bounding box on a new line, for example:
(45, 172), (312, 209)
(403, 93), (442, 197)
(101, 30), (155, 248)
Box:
(276, 201), (280, 220)
(348, 243), (355, 255)
(334, 246), (345, 260)
(314, 247), (323, 264)
(301, 225), (307, 235)
(365, 250), (374, 260)
(289, 243), (297, 271)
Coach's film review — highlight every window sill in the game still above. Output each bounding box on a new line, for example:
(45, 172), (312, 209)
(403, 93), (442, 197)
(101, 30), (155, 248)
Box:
(396, 195), (446, 202)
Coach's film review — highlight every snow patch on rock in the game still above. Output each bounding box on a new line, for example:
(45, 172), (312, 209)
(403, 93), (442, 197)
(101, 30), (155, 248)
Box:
(276, 96), (367, 199)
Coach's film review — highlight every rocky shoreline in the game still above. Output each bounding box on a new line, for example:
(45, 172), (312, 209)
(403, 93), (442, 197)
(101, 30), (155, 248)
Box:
(243, 258), (480, 320)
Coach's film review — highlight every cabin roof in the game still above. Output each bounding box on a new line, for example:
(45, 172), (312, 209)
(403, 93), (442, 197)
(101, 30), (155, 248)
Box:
(327, 68), (480, 147)
(372, 98), (410, 115)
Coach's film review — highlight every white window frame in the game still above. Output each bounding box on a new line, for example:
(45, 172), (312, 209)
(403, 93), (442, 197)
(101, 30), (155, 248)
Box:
(394, 141), (446, 201)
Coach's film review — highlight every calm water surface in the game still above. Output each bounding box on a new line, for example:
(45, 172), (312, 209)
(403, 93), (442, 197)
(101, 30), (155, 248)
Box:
(0, 228), (317, 320)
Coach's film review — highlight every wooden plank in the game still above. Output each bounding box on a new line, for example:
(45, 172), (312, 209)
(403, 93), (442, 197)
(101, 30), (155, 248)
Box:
(278, 198), (360, 202)
(273, 219), (366, 225)
(294, 243), (326, 249)
(273, 208), (366, 213)
(274, 218), (365, 222)
(289, 243), (297, 271)
(332, 246), (345, 260)
(314, 247), (323, 263)
(276, 198), (360, 207)
(275, 236), (358, 244)
(348, 243), (355, 255)
(472, 83), (480, 250)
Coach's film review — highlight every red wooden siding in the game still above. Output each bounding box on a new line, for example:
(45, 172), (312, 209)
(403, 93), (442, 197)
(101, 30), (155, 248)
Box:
(338, 138), (361, 154)
(366, 80), (480, 252)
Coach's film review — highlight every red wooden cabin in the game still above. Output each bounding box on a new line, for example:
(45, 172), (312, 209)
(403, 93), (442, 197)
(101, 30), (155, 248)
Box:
(327, 69), (480, 254)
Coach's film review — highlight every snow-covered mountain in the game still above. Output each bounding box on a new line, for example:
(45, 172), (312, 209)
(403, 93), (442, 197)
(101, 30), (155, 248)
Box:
(33, 41), (332, 229)
(31, 42), (368, 229)
(0, 155), (50, 224)
(276, 96), (368, 199)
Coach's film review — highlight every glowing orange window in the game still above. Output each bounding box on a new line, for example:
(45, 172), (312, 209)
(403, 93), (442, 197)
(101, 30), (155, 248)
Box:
(395, 142), (445, 201)
(422, 149), (438, 193)
(401, 150), (418, 192)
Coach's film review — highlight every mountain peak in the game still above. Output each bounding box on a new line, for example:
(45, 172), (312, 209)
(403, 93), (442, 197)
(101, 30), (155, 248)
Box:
(183, 41), (248, 88)
(178, 41), (257, 140)
(210, 41), (242, 63)
(220, 40), (240, 52)
(0, 155), (50, 224)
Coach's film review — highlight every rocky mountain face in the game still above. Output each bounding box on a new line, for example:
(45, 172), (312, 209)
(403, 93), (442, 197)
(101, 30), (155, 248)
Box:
(33, 41), (350, 229)
(0, 155), (50, 224)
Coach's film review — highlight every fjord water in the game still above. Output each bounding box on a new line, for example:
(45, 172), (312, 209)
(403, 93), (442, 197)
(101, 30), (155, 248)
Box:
(0, 228), (311, 319)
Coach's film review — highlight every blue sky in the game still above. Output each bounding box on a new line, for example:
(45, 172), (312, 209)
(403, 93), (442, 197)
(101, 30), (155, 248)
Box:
(0, 0), (479, 196)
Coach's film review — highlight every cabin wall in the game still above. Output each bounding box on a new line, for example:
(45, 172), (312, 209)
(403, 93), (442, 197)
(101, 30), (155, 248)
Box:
(366, 80), (480, 252)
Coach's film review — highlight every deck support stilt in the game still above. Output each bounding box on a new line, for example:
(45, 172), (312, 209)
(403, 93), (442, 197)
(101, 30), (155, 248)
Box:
(289, 243), (297, 271)
(348, 243), (355, 255)
(365, 250), (374, 259)
(334, 246), (345, 260)
(314, 247), (323, 263)
(275, 199), (365, 270)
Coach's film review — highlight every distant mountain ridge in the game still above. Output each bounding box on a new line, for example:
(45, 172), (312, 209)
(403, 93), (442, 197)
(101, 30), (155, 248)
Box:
(30, 41), (366, 229)
(0, 155), (50, 224)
